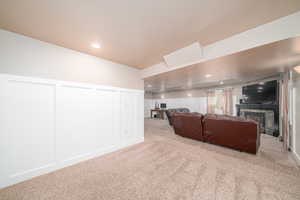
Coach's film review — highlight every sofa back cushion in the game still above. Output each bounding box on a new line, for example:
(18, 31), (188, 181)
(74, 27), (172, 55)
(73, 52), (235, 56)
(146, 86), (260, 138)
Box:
(172, 112), (204, 141)
(203, 114), (260, 154)
(166, 108), (190, 125)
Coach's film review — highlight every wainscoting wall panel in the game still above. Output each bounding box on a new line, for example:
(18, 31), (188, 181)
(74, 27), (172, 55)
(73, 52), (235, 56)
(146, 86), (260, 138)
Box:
(0, 79), (56, 188)
(0, 73), (144, 188)
(120, 92), (144, 147)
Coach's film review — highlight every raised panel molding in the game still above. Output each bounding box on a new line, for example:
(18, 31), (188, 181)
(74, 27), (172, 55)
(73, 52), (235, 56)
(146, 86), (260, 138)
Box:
(0, 73), (144, 189)
(0, 79), (56, 188)
(120, 91), (144, 148)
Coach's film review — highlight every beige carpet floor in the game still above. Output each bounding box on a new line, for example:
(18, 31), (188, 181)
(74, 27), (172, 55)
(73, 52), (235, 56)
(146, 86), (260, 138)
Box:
(1, 119), (300, 200)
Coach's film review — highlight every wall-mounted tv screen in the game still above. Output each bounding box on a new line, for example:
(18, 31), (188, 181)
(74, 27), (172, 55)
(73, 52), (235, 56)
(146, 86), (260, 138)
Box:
(242, 80), (278, 104)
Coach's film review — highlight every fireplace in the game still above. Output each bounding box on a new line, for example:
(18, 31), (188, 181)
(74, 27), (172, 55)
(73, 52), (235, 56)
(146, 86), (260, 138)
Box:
(240, 109), (275, 135)
(236, 104), (279, 137)
(237, 80), (279, 137)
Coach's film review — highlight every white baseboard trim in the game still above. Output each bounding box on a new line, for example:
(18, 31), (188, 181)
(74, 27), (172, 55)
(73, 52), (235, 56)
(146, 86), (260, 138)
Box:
(292, 150), (300, 166)
(0, 138), (144, 189)
(119, 137), (144, 149)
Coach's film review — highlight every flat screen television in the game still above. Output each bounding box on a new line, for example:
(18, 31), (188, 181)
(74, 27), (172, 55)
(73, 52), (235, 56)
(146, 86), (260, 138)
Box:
(242, 80), (278, 104)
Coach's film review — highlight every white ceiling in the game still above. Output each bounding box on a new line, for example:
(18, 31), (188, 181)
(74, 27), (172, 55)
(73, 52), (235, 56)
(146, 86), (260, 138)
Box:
(145, 37), (300, 93)
(1, 0), (300, 68)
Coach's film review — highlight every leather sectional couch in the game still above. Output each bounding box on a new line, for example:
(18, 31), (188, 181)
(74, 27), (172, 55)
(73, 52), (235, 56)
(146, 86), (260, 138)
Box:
(166, 108), (190, 126)
(171, 112), (260, 154)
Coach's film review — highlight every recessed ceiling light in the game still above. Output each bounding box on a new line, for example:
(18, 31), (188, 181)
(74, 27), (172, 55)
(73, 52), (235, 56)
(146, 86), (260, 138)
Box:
(220, 81), (224, 85)
(147, 84), (152, 88)
(205, 74), (212, 78)
(161, 95), (165, 99)
(91, 43), (101, 49)
(259, 82), (265, 85)
(187, 93), (192, 97)
(294, 65), (300, 73)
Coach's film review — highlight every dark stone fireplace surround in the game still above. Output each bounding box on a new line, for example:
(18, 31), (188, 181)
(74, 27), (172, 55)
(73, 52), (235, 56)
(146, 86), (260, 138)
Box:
(236, 104), (279, 137)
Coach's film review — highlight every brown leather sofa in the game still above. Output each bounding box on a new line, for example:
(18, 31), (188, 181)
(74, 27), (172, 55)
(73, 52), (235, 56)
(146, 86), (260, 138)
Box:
(171, 113), (260, 154)
(166, 108), (190, 126)
(203, 114), (260, 154)
(172, 112), (204, 141)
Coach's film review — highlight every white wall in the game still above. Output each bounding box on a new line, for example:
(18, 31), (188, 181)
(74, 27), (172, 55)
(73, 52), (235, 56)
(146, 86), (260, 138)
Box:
(0, 73), (144, 188)
(145, 97), (207, 118)
(0, 29), (143, 90)
(145, 94), (239, 118)
(144, 99), (154, 118)
(292, 77), (300, 164)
